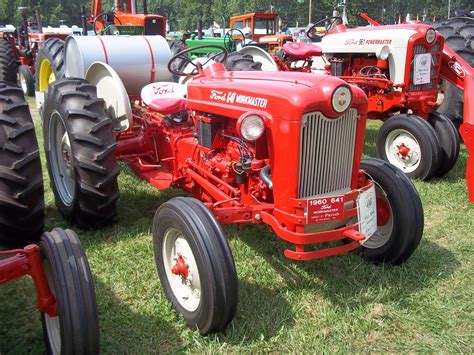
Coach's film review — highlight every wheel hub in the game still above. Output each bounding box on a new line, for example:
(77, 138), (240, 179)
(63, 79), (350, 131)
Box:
(376, 197), (390, 226)
(171, 255), (189, 280)
(396, 143), (410, 158)
(61, 133), (73, 177)
(385, 129), (421, 173)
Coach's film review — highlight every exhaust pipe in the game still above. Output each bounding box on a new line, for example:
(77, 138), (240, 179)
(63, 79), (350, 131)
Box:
(81, 5), (87, 36)
(197, 19), (203, 40)
(18, 7), (29, 50)
(35, 8), (43, 33)
(143, 0), (148, 15)
(131, 0), (137, 14)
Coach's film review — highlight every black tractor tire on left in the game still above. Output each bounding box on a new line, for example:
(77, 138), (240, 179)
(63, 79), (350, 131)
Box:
(18, 64), (35, 96)
(35, 38), (65, 93)
(42, 78), (119, 228)
(428, 111), (460, 177)
(0, 82), (44, 246)
(153, 197), (238, 335)
(376, 114), (441, 180)
(0, 39), (17, 83)
(40, 228), (100, 355)
(358, 158), (424, 265)
(434, 19), (474, 128)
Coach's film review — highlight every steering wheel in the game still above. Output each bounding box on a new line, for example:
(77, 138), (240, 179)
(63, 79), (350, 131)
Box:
(306, 16), (343, 42)
(223, 28), (246, 51)
(93, 12), (123, 35)
(168, 45), (228, 77)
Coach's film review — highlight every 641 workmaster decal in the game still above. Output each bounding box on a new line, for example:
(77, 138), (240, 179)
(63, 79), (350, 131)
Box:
(210, 90), (268, 108)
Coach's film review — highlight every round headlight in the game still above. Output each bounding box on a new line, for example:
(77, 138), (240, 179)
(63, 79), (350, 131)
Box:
(331, 86), (352, 113)
(238, 114), (265, 141)
(425, 28), (436, 44)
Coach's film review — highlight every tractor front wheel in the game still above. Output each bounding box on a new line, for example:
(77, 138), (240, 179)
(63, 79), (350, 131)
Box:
(359, 158), (424, 265)
(40, 228), (100, 354)
(376, 114), (441, 180)
(18, 65), (35, 96)
(43, 78), (119, 228)
(0, 82), (44, 246)
(153, 197), (238, 335)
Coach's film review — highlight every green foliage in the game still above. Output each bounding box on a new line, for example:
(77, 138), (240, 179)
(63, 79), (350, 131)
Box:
(0, 0), (472, 29)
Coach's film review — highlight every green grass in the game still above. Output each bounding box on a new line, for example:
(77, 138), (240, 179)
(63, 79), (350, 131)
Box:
(1, 98), (473, 353)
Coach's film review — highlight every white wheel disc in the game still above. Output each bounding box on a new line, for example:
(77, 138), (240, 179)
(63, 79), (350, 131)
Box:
(162, 227), (202, 312)
(384, 129), (421, 173)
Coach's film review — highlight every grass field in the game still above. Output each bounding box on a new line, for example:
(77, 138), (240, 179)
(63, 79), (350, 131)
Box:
(1, 98), (473, 353)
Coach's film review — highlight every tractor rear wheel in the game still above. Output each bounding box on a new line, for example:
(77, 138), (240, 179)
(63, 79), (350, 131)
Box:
(153, 197), (238, 335)
(428, 111), (460, 177)
(35, 38), (65, 97)
(376, 114), (441, 180)
(168, 41), (187, 82)
(359, 158), (424, 265)
(0, 82), (44, 246)
(0, 39), (17, 83)
(217, 51), (262, 71)
(42, 78), (119, 228)
(434, 18), (474, 128)
(18, 64), (35, 96)
(40, 228), (100, 355)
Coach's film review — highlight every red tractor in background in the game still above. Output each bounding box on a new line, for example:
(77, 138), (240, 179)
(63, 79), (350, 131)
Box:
(41, 44), (424, 335)
(0, 7), (69, 98)
(0, 82), (99, 353)
(246, 14), (474, 201)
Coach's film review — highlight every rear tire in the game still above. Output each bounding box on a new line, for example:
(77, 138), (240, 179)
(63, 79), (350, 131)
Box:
(0, 39), (17, 83)
(153, 197), (238, 335)
(359, 158), (424, 265)
(211, 51), (263, 71)
(40, 228), (100, 355)
(376, 114), (441, 180)
(43, 78), (119, 228)
(18, 65), (35, 96)
(168, 40), (187, 82)
(428, 111), (460, 177)
(0, 82), (44, 246)
(35, 38), (65, 93)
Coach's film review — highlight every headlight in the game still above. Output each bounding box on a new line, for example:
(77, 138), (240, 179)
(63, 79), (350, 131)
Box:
(375, 45), (391, 60)
(237, 114), (265, 141)
(331, 86), (352, 113)
(425, 28), (436, 44)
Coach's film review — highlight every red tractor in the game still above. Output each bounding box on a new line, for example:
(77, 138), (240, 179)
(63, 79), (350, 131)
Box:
(41, 45), (423, 335)
(0, 82), (99, 353)
(249, 15), (474, 201)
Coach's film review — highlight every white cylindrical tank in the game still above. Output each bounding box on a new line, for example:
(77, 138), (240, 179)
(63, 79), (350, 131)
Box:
(65, 35), (173, 95)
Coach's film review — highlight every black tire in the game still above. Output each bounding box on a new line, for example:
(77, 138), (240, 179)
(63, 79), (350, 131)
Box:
(35, 38), (65, 93)
(428, 111), (460, 177)
(358, 158), (424, 265)
(221, 51), (262, 71)
(376, 114), (441, 180)
(43, 78), (119, 228)
(0, 39), (17, 83)
(435, 19), (474, 127)
(168, 40), (188, 82)
(0, 82), (44, 246)
(40, 228), (100, 355)
(153, 197), (238, 335)
(18, 64), (35, 96)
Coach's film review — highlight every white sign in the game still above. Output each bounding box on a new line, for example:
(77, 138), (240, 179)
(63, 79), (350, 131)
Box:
(357, 185), (377, 244)
(413, 53), (432, 85)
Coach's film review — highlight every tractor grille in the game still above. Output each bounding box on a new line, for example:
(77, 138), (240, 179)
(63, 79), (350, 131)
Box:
(144, 18), (164, 36)
(298, 109), (357, 199)
(408, 42), (442, 91)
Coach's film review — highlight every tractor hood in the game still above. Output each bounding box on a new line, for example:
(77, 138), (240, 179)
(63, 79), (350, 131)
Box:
(187, 64), (368, 120)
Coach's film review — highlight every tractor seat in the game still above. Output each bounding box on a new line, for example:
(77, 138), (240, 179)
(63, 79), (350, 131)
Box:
(282, 42), (322, 59)
(148, 98), (187, 115)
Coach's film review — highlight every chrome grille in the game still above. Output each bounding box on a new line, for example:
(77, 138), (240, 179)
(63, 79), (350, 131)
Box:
(298, 109), (357, 199)
(408, 42), (442, 91)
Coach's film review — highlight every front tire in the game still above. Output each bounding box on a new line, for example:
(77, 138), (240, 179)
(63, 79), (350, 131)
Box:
(376, 114), (441, 180)
(0, 82), (44, 246)
(40, 228), (100, 355)
(153, 197), (238, 335)
(18, 65), (35, 96)
(359, 158), (424, 265)
(43, 78), (119, 228)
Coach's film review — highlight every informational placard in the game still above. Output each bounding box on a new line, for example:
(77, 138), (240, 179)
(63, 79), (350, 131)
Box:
(307, 195), (344, 224)
(413, 53), (432, 85)
(357, 185), (377, 244)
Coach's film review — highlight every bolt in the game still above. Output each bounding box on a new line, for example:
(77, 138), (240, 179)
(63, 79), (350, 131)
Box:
(255, 214), (261, 221)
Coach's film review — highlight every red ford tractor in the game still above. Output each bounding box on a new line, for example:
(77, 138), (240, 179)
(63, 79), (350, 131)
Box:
(41, 42), (423, 335)
(247, 15), (474, 201)
(0, 82), (99, 353)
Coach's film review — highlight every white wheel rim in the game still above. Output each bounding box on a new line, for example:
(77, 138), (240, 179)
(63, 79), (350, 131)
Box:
(43, 261), (61, 355)
(162, 227), (201, 312)
(384, 129), (421, 173)
(364, 185), (394, 249)
(19, 73), (28, 94)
